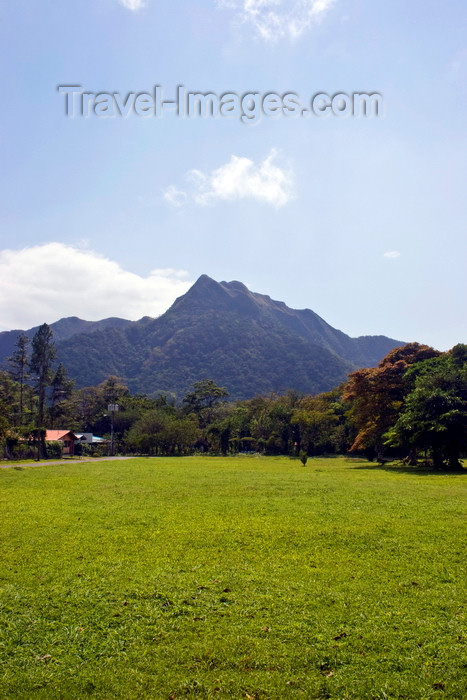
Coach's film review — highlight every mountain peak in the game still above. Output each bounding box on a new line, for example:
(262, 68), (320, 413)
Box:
(170, 274), (232, 313)
(193, 274), (217, 287)
(221, 280), (250, 294)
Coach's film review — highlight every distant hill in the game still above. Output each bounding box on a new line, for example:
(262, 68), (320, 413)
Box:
(0, 276), (404, 400)
(0, 316), (131, 364)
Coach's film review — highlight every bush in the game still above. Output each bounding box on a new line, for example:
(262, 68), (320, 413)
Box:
(7, 444), (36, 461)
(45, 441), (63, 459)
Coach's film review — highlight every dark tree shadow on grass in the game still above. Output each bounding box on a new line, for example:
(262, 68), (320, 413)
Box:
(349, 460), (466, 477)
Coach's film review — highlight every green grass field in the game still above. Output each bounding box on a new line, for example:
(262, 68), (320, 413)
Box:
(0, 456), (465, 699)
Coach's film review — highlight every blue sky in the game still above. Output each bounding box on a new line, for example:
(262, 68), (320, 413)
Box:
(1, 0), (466, 350)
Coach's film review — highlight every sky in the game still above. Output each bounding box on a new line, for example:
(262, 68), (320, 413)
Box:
(0, 0), (466, 350)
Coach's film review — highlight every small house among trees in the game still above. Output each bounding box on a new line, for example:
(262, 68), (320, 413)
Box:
(45, 430), (78, 456)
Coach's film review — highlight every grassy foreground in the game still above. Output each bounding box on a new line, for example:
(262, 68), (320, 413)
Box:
(0, 456), (465, 699)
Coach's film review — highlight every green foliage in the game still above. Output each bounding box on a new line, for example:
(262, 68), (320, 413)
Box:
(99, 375), (130, 404)
(30, 324), (56, 456)
(30, 324), (56, 394)
(0, 456), (465, 699)
(182, 379), (229, 430)
(183, 379), (229, 411)
(344, 343), (441, 460)
(49, 363), (74, 428)
(385, 355), (467, 469)
(0, 367), (35, 435)
(0, 399), (10, 452)
(124, 407), (200, 455)
(7, 333), (29, 426)
(291, 389), (347, 456)
(44, 440), (63, 459)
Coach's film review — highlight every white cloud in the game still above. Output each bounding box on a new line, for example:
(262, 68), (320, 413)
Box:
(0, 243), (192, 331)
(384, 251), (401, 259)
(163, 185), (188, 208)
(120, 0), (146, 11)
(164, 150), (294, 208)
(218, 0), (336, 41)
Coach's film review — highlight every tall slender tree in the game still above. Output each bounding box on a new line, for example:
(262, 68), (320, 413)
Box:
(49, 363), (74, 428)
(7, 333), (30, 426)
(30, 324), (56, 458)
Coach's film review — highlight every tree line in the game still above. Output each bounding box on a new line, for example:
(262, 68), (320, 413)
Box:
(0, 324), (466, 470)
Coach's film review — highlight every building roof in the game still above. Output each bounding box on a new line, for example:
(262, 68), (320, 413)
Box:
(75, 433), (107, 444)
(45, 430), (78, 442)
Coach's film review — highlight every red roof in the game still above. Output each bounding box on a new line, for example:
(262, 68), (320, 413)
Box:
(45, 430), (78, 442)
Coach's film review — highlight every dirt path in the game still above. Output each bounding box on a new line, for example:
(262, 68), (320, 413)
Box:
(0, 456), (135, 469)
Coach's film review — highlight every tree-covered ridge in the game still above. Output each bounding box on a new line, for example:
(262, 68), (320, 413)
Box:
(0, 316), (132, 363)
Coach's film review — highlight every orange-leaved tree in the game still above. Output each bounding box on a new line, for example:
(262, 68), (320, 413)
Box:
(343, 343), (440, 461)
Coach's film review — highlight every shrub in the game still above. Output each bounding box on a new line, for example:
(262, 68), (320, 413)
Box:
(45, 441), (63, 459)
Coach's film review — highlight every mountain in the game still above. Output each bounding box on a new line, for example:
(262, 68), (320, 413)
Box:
(56, 275), (404, 399)
(1, 276), (404, 400)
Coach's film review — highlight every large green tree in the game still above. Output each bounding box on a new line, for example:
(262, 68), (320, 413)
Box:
(291, 390), (345, 456)
(124, 408), (199, 455)
(183, 379), (229, 429)
(385, 352), (467, 470)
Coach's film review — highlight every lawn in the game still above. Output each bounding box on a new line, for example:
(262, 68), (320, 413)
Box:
(0, 456), (465, 699)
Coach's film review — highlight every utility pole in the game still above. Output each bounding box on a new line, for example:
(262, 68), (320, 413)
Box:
(108, 404), (119, 456)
